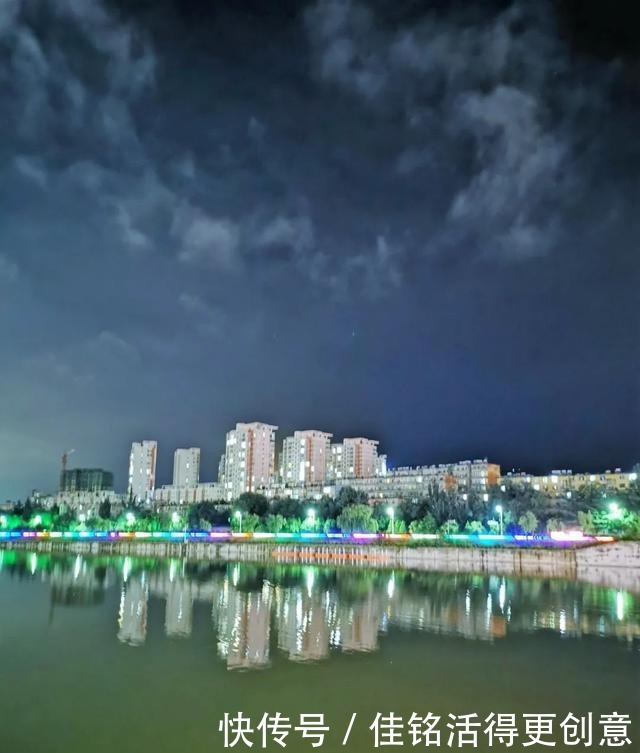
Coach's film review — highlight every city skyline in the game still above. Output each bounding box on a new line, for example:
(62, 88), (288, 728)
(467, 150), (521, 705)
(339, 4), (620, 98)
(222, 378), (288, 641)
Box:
(1, 0), (638, 499)
(12, 414), (638, 502)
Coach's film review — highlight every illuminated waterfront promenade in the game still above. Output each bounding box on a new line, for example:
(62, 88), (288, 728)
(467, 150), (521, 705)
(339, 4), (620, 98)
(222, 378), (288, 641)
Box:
(0, 529), (614, 545)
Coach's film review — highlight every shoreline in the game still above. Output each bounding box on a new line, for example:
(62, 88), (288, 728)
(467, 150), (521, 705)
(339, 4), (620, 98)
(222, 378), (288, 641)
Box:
(3, 538), (639, 593)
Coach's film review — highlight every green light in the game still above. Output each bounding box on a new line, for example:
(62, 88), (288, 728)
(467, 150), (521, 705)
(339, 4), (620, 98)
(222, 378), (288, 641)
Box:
(608, 502), (623, 520)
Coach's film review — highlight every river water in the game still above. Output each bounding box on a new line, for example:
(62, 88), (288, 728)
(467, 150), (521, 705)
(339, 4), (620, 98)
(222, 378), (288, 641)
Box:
(0, 549), (638, 752)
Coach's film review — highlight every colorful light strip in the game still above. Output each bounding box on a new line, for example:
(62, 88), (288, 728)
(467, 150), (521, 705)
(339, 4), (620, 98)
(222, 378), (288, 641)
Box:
(0, 529), (604, 546)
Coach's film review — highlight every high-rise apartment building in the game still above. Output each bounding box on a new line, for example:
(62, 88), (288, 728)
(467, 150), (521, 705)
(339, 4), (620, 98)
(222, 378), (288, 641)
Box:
(172, 447), (200, 488)
(328, 437), (379, 480)
(222, 422), (277, 501)
(279, 430), (332, 485)
(128, 440), (157, 503)
(59, 468), (114, 493)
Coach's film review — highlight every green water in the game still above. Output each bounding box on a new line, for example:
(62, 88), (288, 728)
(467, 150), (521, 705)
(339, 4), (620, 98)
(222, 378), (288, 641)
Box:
(0, 550), (638, 752)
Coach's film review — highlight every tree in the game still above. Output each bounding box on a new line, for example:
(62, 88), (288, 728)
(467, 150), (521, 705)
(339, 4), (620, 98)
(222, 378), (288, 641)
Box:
(497, 481), (549, 520)
(336, 487), (368, 507)
(264, 514), (286, 533)
(21, 498), (33, 522)
(409, 514), (437, 534)
(323, 518), (337, 534)
(336, 504), (378, 533)
(464, 520), (485, 534)
(577, 510), (596, 534)
(574, 483), (607, 513)
(98, 499), (112, 520)
(546, 517), (565, 532)
(518, 511), (538, 533)
(231, 512), (260, 533)
(236, 493), (269, 519)
(188, 502), (230, 529)
(439, 519), (460, 535)
(270, 497), (303, 520)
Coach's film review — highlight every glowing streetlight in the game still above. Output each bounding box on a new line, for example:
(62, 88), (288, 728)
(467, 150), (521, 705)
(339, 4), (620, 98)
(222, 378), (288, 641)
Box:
(608, 502), (623, 520)
(78, 513), (86, 524)
(234, 510), (243, 533)
(495, 504), (504, 535)
(33, 515), (42, 527)
(126, 512), (136, 527)
(0, 515), (7, 528)
(171, 512), (180, 526)
(306, 508), (316, 529)
(386, 506), (395, 535)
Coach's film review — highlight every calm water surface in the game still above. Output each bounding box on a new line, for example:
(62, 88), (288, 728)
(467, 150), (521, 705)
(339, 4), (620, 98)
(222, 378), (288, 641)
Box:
(0, 549), (638, 752)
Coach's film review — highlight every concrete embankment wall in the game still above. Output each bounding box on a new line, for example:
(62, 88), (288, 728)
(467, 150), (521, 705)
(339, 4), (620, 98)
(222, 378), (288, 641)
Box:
(3, 539), (639, 590)
(575, 541), (640, 592)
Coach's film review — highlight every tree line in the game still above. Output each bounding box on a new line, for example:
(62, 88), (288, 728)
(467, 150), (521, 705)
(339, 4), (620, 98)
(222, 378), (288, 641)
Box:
(2, 480), (639, 537)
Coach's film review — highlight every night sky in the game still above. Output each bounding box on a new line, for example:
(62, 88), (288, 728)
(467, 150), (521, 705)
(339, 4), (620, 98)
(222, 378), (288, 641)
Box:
(1, 0), (639, 498)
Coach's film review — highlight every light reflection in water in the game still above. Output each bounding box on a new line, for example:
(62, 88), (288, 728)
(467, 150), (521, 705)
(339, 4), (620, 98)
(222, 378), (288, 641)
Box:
(1, 551), (639, 671)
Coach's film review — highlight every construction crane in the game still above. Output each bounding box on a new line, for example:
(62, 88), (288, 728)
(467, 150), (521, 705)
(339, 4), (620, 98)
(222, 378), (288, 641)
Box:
(60, 448), (75, 491)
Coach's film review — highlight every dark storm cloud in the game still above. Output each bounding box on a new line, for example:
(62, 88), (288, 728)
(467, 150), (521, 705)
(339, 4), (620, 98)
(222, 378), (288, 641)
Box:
(303, 0), (633, 262)
(0, 0), (638, 497)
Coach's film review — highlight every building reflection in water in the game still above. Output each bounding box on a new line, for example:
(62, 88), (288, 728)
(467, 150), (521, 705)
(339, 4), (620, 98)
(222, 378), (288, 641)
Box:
(1, 552), (639, 668)
(118, 573), (148, 646)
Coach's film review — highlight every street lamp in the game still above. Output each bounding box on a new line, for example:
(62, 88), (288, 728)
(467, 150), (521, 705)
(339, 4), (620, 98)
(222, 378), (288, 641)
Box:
(306, 508), (316, 529)
(126, 512), (136, 527)
(608, 502), (623, 520)
(0, 515), (7, 528)
(386, 506), (395, 535)
(495, 504), (504, 535)
(33, 515), (42, 527)
(234, 510), (243, 533)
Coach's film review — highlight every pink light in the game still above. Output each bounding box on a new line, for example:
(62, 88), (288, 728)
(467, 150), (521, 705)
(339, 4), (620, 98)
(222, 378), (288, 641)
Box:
(549, 530), (589, 542)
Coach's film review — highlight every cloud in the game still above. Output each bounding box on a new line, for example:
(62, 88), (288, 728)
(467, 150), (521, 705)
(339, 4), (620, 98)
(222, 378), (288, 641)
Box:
(90, 330), (140, 363)
(1, 0), (159, 243)
(173, 206), (240, 269)
(340, 235), (403, 297)
(448, 85), (568, 259)
(51, 0), (155, 97)
(304, 0), (386, 99)
(0, 0), (20, 34)
(255, 215), (314, 258)
(0, 254), (18, 283)
(25, 331), (140, 391)
(303, 0), (613, 264)
(114, 203), (153, 253)
(178, 292), (226, 337)
(13, 154), (48, 188)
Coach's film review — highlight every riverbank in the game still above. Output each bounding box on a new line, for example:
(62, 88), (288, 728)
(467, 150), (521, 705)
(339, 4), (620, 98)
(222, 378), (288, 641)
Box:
(3, 538), (639, 592)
